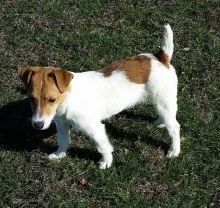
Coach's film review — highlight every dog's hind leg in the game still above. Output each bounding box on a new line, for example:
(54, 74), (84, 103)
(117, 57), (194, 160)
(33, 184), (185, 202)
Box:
(154, 100), (180, 158)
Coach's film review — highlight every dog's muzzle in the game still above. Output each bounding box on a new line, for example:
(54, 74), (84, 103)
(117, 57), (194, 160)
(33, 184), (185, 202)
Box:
(32, 113), (53, 130)
(33, 121), (44, 130)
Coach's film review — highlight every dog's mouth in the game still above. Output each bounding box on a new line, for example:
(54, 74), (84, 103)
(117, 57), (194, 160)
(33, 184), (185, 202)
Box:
(32, 120), (52, 130)
(32, 114), (54, 130)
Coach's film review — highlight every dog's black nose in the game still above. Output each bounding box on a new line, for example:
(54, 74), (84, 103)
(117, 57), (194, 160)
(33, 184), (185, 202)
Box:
(33, 121), (44, 129)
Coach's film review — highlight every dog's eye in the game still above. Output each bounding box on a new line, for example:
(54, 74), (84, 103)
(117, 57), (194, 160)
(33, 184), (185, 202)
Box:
(48, 98), (56, 103)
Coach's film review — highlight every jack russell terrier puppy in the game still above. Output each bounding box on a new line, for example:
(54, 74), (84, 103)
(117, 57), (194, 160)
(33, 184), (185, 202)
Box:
(18, 24), (180, 169)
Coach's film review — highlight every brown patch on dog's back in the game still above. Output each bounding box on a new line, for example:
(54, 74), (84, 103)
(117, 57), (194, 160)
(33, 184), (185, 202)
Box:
(102, 55), (151, 84)
(155, 50), (170, 68)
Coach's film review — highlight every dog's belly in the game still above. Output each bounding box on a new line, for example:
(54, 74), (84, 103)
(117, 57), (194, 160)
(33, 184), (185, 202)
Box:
(100, 88), (147, 120)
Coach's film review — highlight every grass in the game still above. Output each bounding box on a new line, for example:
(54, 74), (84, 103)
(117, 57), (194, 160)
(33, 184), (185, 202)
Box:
(0, 0), (220, 207)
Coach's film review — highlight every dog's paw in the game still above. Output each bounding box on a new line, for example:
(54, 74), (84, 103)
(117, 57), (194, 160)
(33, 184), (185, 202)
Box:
(154, 119), (166, 128)
(48, 152), (67, 160)
(157, 124), (166, 128)
(99, 160), (112, 169)
(99, 154), (113, 169)
(166, 147), (180, 158)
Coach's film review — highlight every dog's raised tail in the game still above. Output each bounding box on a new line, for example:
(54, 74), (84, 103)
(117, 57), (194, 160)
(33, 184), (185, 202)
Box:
(156, 24), (174, 68)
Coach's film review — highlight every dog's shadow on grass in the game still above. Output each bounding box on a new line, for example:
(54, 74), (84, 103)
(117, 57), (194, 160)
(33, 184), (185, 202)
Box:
(0, 99), (168, 163)
(0, 98), (56, 151)
(105, 111), (169, 153)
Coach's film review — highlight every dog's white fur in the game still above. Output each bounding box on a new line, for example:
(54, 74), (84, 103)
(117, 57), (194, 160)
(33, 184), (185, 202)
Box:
(47, 24), (180, 169)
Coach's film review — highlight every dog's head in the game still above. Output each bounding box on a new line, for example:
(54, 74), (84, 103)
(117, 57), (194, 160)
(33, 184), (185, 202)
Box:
(18, 66), (73, 130)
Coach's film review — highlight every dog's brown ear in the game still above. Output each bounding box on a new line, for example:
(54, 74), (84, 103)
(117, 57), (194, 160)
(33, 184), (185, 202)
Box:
(51, 70), (73, 93)
(18, 66), (40, 87)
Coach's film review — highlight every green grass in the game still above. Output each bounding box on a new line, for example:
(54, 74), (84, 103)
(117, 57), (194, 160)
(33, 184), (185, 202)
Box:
(0, 0), (220, 207)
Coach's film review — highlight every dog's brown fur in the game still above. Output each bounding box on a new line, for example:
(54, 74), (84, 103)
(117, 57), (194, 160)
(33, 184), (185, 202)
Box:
(101, 55), (151, 84)
(155, 50), (170, 68)
(18, 66), (73, 117)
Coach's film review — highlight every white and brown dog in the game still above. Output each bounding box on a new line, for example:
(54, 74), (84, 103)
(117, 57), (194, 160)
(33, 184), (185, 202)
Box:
(18, 24), (180, 169)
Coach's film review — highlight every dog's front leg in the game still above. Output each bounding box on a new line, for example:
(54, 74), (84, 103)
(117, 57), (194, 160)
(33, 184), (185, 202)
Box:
(90, 123), (114, 169)
(78, 119), (114, 169)
(48, 119), (71, 160)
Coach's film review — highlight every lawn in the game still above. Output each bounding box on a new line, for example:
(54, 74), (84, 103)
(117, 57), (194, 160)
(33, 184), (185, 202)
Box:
(0, 0), (219, 207)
